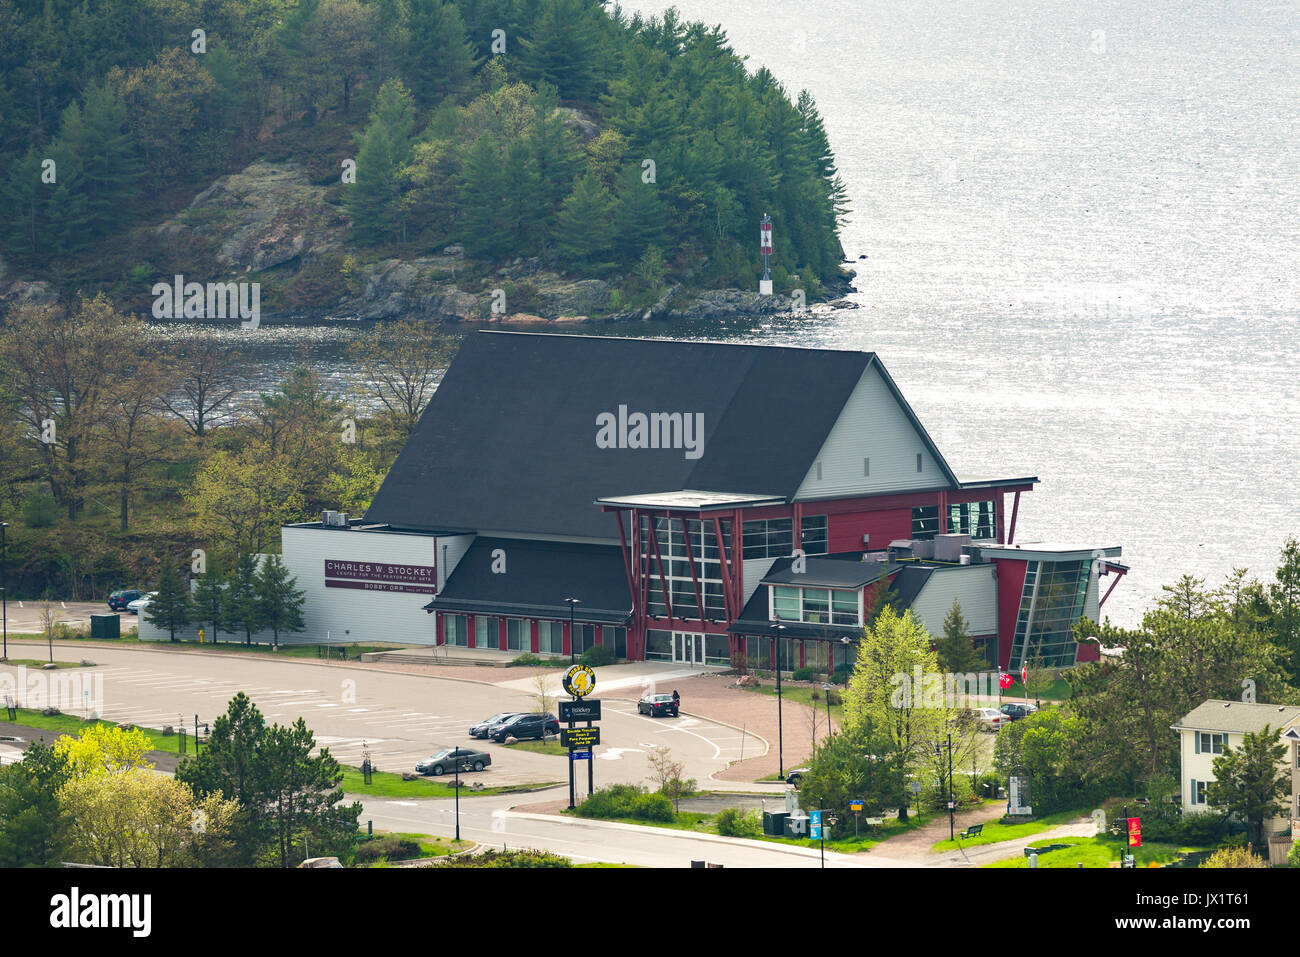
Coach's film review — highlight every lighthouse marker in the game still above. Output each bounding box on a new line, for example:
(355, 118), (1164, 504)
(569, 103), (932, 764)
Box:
(759, 213), (773, 295)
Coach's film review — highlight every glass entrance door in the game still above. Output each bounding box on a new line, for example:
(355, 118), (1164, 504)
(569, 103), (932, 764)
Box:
(672, 632), (704, 665)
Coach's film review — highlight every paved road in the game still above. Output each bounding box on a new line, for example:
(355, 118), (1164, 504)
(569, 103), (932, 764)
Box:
(0, 641), (763, 789)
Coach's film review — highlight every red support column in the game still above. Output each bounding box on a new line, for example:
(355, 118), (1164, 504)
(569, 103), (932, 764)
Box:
(996, 493), (1006, 544)
(712, 515), (736, 621)
(938, 490), (949, 534)
(648, 515), (674, 621)
(1008, 491), (1021, 544)
(675, 512), (707, 623)
(1099, 567), (1127, 608)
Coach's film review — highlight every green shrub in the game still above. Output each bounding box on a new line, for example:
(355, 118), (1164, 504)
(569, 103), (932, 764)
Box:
(508, 653), (565, 667)
(1174, 810), (1233, 845)
(580, 645), (616, 667)
(715, 807), (762, 838)
(441, 849), (572, 868)
(1200, 845), (1266, 869)
(792, 666), (820, 682)
(577, 784), (673, 823)
(356, 836), (422, 863)
(22, 490), (59, 528)
(1288, 840), (1300, 868)
(832, 666), (853, 685)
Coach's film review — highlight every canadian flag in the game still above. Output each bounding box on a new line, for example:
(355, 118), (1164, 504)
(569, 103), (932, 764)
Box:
(999, 672), (1012, 690)
(1021, 665), (1028, 685)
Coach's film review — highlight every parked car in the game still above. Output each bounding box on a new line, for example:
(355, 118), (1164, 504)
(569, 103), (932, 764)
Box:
(489, 713), (559, 742)
(637, 693), (680, 717)
(999, 702), (1038, 721)
(107, 589), (145, 611)
(973, 707), (1007, 731)
(415, 747), (492, 776)
(126, 592), (158, 615)
(786, 767), (811, 787)
(469, 712), (522, 739)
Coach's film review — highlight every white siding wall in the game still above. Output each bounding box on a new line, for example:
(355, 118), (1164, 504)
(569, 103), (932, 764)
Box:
(795, 364), (947, 500)
(907, 565), (997, 638)
(741, 557), (778, 607)
(138, 528), (461, 647)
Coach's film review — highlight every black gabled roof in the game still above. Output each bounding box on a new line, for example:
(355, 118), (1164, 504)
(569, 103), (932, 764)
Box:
(761, 556), (888, 589)
(365, 331), (874, 538)
(425, 537), (632, 624)
(891, 565), (935, 610)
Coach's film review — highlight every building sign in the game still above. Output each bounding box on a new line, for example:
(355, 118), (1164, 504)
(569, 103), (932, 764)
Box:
(323, 559), (436, 595)
(559, 700), (601, 722)
(561, 727), (600, 749)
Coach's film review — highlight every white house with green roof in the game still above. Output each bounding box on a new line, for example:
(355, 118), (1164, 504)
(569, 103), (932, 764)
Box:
(1171, 699), (1300, 836)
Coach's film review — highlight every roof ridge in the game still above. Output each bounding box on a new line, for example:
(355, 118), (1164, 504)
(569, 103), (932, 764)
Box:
(475, 328), (877, 357)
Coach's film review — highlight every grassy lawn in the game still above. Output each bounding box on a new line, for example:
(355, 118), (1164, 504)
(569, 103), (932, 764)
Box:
(504, 739), (568, 757)
(1005, 677), (1072, 702)
(362, 830), (473, 859)
(738, 683), (844, 726)
(5, 708), (191, 756)
(984, 836), (1209, 868)
(340, 767), (559, 798)
(0, 659), (90, 669)
(563, 803), (933, 853)
(932, 806), (1090, 851)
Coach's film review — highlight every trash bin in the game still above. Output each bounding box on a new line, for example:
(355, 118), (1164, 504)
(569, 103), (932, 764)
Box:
(90, 614), (120, 639)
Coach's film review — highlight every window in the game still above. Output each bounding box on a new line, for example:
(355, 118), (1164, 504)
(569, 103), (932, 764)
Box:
(476, 616), (498, 649)
(1009, 559), (1092, 669)
(645, 629), (673, 661)
(573, 624), (595, 655)
(644, 516), (729, 619)
(800, 515), (828, 555)
(1196, 732), (1226, 755)
(948, 501), (997, 539)
(445, 614), (468, 647)
(832, 589), (859, 625)
(1191, 779), (1207, 805)
(802, 588), (830, 624)
(911, 506), (939, 540)
(863, 457), (870, 476)
(538, 621), (563, 655)
(916, 453), (923, 472)
(506, 618), (527, 652)
(742, 518), (792, 559)
(772, 586), (800, 621)
(602, 627), (627, 659)
(815, 461), (822, 480)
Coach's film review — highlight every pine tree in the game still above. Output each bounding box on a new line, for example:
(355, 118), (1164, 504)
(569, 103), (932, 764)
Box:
(192, 555), (228, 645)
(257, 556), (306, 650)
(612, 164), (668, 264)
(144, 556), (193, 643)
(346, 78), (417, 244)
(404, 0), (479, 107)
(517, 0), (607, 102)
(936, 599), (985, 673)
(552, 172), (617, 271)
(225, 552), (264, 647)
(456, 134), (510, 258)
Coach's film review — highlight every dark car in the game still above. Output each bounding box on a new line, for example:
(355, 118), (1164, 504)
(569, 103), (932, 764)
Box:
(999, 703), (1038, 721)
(785, 767), (811, 788)
(469, 712), (521, 739)
(415, 747), (492, 776)
(107, 589), (145, 611)
(489, 713), (559, 742)
(637, 693), (679, 718)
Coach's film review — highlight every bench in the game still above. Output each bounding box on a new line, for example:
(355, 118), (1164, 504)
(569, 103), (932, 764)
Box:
(959, 823), (984, 840)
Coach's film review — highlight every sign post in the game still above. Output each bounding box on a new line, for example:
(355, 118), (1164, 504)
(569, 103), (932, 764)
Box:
(562, 665), (598, 809)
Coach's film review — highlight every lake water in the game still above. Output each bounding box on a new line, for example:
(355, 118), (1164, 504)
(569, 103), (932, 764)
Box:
(180, 0), (1300, 626)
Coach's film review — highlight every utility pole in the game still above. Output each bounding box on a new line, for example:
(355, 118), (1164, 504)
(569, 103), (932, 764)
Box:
(0, 522), (7, 661)
(772, 622), (786, 778)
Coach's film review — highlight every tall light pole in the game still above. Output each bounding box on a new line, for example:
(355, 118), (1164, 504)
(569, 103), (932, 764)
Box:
(771, 621), (786, 778)
(821, 682), (833, 744)
(565, 597), (581, 664)
(0, 522), (7, 661)
(936, 734), (954, 841)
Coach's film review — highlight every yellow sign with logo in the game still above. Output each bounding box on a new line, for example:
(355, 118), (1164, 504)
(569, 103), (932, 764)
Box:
(563, 664), (596, 698)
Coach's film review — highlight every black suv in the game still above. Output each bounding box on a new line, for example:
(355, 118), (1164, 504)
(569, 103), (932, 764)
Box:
(107, 589), (144, 611)
(490, 713), (559, 742)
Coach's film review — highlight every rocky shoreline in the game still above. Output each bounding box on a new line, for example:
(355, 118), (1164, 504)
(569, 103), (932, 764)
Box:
(0, 160), (857, 326)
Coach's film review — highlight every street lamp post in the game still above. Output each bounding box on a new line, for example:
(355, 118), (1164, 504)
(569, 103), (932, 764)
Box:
(936, 734), (954, 841)
(821, 682), (833, 743)
(0, 522), (8, 661)
(565, 597), (581, 664)
(454, 751), (461, 842)
(771, 622), (786, 778)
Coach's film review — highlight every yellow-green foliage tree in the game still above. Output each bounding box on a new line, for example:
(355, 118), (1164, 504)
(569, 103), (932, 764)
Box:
(188, 449), (306, 554)
(842, 606), (951, 818)
(53, 724), (154, 778)
(60, 769), (239, 867)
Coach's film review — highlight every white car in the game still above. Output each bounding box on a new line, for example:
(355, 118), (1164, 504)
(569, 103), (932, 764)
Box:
(974, 707), (1007, 731)
(126, 592), (157, 615)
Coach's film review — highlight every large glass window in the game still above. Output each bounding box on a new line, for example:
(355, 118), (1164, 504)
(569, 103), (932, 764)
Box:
(948, 501), (997, 539)
(645, 629), (673, 661)
(800, 515), (828, 555)
(1010, 559), (1091, 668)
(602, 626), (627, 659)
(742, 516), (827, 559)
(912, 506), (939, 540)
(832, 590), (859, 625)
(445, 614), (468, 647)
(704, 633), (730, 665)
(538, 621), (563, 655)
(1197, 732), (1226, 755)
(476, 616), (499, 649)
(644, 516), (730, 620)
(772, 586), (801, 621)
(506, 618), (527, 652)
(802, 588), (830, 624)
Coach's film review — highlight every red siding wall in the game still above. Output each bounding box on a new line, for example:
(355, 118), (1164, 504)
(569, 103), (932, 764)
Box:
(827, 508), (912, 554)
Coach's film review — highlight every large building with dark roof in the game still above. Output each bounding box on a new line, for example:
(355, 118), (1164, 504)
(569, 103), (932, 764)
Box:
(272, 330), (1127, 672)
